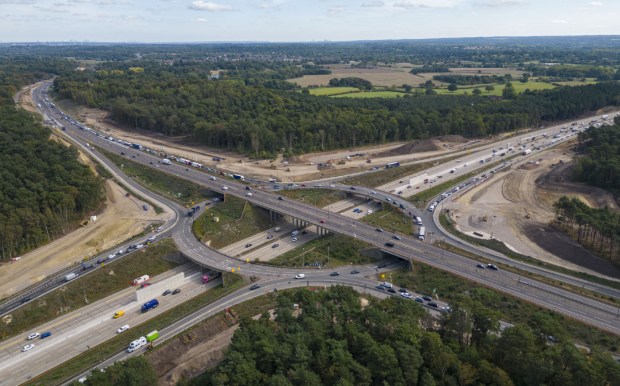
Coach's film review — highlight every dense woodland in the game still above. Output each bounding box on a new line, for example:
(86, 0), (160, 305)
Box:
(554, 196), (620, 264)
(181, 287), (620, 386)
(0, 61), (104, 260)
(54, 63), (620, 156)
(575, 119), (620, 193)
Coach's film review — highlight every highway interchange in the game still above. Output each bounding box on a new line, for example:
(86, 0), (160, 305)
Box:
(1, 80), (618, 383)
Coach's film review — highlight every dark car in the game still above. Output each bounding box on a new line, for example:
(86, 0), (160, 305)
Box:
(428, 301), (439, 308)
(141, 283), (151, 288)
(330, 271), (340, 276)
(249, 284), (261, 290)
(384, 242), (395, 247)
(267, 234), (274, 239)
(350, 269), (360, 274)
(245, 243), (253, 248)
(377, 262), (387, 268)
(278, 196), (283, 200)
(487, 264), (499, 271)
(376, 228), (384, 232)
(40, 331), (52, 339)
(414, 297), (424, 303)
(387, 288), (396, 294)
(398, 288), (408, 293)
(96, 258), (106, 264)
(245, 186), (251, 190)
(476, 264), (486, 269)
(392, 235), (401, 240)
(376, 285), (385, 291)
(422, 296), (432, 302)
(163, 289), (172, 296)
(172, 289), (181, 295)
(272, 243), (279, 248)
(20, 296), (31, 304)
(301, 230), (307, 235)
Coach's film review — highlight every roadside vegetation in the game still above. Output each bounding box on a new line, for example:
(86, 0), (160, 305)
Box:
(361, 204), (414, 235)
(0, 240), (178, 342)
(267, 234), (374, 268)
(192, 195), (272, 249)
(102, 150), (212, 206)
(29, 273), (243, 386)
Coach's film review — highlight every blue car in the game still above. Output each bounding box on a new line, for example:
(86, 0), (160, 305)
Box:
(40, 331), (52, 339)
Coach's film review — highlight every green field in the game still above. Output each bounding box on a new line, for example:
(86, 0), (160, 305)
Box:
(308, 87), (360, 96)
(278, 188), (345, 207)
(435, 80), (556, 96)
(192, 195), (272, 249)
(333, 90), (408, 98)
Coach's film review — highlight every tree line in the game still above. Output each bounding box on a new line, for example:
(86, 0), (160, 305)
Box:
(180, 286), (620, 386)
(0, 61), (104, 260)
(574, 120), (620, 193)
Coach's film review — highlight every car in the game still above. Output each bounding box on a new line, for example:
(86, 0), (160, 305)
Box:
(400, 292), (412, 299)
(108, 254), (116, 260)
(366, 209), (373, 214)
(428, 301), (439, 308)
(330, 184), (336, 188)
(398, 288), (408, 293)
(330, 271), (340, 276)
(422, 296), (432, 302)
(113, 310), (125, 319)
(222, 186), (228, 190)
(301, 230), (308, 235)
(272, 243), (279, 248)
(375, 285), (385, 291)
(245, 243), (253, 248)
(319, 219), (326, 223)
(487, 264), (499, 271)
(163, 289), (172, 296)
(397, 191), (403, 195)
(172, 288), (181, 295)
(22, 344), (35, 352)
(267, 234), (274, 239)
(349, 186), (356, 190)
(141, 282), (151, 288)
(135, 244), (144, 249)
(249, 284), (261, 290)
(414, 297), (424, 303)
(350, 269), (360, 274)
(375, 228), (383, 232)
(384, 242), (395, 247)
(245, 186), (251, 190)
(117, 325), (130, 334)
(278, 196), (283, 200)
(295, 274), (305, 279)
(392, 235), (401, 240)
(377, 262), (387, 268)
(27, 332), (40, 340)
(209, 176), (216, 180)
(476, 264), (486, 269)
(292, 237), (298, 241)
(387, 288), (396, 294)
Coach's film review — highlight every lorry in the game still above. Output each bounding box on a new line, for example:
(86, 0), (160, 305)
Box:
(291, 230), (300, 237)
(418, 227), (426, 241)
(64, 273), (78, 282)
(522, 148), (531, 155)
(161, 158), (171, 165)
(127, 336), (147, 352)
(131, 143), (142, 150)
(414, 216), (423, 226)
(134, 275), (150, 285)
(141, 299), (159, 313)
(146, 330), (159, 342)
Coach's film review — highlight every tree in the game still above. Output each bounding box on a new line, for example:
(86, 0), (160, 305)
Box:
(485, 85), (495, 93)
(472, 88), (482, 96)
(447, 83), (458, 92)
(502, 82), (517, 99)
(520, 72), (530, 83)
(83, 357), (157, 386)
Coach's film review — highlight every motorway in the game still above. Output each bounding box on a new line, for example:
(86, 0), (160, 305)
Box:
(28, 81), (620, 336)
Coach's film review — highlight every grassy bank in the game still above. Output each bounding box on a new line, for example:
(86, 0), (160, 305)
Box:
(268, 234), (374, 268)
(1, 240), (179, 342)
(361, 204), (414, 235)
(278, 188), (346, 207)
(27, 273), (243, 386)
(192, 195), (272, 249)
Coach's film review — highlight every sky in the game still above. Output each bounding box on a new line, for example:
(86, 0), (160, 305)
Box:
(0, 0), (618, 43)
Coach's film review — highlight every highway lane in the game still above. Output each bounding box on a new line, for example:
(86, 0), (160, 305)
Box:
(33, 82), (620, 335)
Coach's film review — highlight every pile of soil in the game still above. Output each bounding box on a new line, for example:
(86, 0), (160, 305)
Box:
(437, 135), (468, 143)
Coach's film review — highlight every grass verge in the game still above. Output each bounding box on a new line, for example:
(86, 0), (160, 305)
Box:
(26, 273), (243, 386)
(192, 195), (272, 249)
(439, 213), (620, 294)
(0, 240), (179, 342)
(278, 188), (346, 207)
(389, 265), (620, 353)
(267, 234), (375, 268)
(362, 204), (415, 235)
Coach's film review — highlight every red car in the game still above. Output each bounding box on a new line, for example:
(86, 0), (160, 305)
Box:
(319, 219), (326, 223)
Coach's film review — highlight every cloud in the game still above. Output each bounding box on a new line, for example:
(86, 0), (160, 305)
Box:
(361, 0), (384, 7)
(474, 0), (526, 7)
(195, 17), (207, 22)
(588, 1), (602, 6)
(189, 1), (233, 11)
(257, 1), (283, 9)
(393, 0), (459, 9)
(550, 19), (569, 24)
(327, 6), (345, 15)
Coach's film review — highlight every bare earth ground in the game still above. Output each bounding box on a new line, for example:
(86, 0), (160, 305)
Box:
(445, 141), (620, 280)
(1, 86), (171, 299)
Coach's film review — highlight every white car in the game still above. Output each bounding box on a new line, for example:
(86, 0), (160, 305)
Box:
(22, 344), (35, 352)
(222, 186), (228, 190)
(27, 332), (39, 340)
(209, 176), (216, 181)
(246, 192), (252, 196)
(330, 184), (336, 188)
(366, 209), (373, 214)
(136, 244), (144, 249)
(156, 226), (163, 232)
(108, 254), (116, 259)
(117, 324), (130, 334)
(292, 237), (298, 241)
(295, 274), (305, 279)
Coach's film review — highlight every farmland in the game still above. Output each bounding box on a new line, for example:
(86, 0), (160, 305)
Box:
(308, 86), (360, 96)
